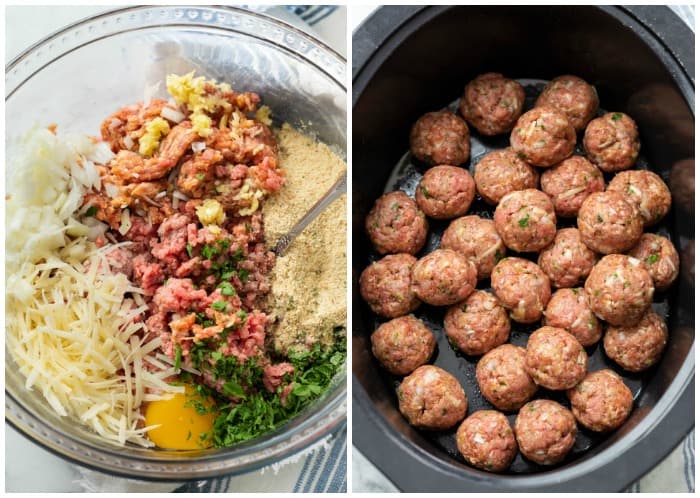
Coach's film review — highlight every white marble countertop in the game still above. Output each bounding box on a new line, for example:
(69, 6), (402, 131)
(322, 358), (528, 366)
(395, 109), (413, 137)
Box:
(350, 5), (695, 493)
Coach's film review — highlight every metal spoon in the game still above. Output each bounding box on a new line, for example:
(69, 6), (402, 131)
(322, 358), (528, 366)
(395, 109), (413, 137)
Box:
(273, 171), (347, 255)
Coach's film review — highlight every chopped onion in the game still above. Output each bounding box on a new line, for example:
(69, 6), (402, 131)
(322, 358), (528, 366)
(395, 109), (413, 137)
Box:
(191, 141), (206, 153)
(473, 434), (485, 444)
(160, 106), (186, 124)
(559, 186), (586, 199)
(105, 232), (119, 244)
(118, 209), (132, 235)
(628, 257), (641, 267)
(123, 135), (134, 150)
(104, 183), (118, 198)
(154, 191), (167, 199)
(172, 190), (189, 201)
(139, 195), (161, 208)
(172, 196), (179, 210)
(108, 118), (122, 131)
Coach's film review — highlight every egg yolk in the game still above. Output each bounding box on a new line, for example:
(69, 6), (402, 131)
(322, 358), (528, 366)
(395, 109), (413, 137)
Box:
(145, 386), (217, 450)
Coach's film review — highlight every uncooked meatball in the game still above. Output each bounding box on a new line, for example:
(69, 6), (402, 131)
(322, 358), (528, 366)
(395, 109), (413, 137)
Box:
(441, 215), (506, 280)
(371, 315), (436, 375)
(494, 189), (557, 253)
(628, 233), (680, 291)
(543, 288), (603, 347)
(365, 191), (428, 255)
(476, 344), (537, 411)
(584, 254), (654, 327)
(538, 228), (597, 288)
(359, 253), (421, 318)
(412, 249), (477, 306)
(607, 170), (672, 227)
(669, 158), (694, 216)
(604, 310), (668, 372)
(491, 257), (551, 323)
(577, 191), (643, 254)
(397, 365), (468, 430)
(456, 410), (517, 472)
(510, 107), (576, 167)
(474, 148), (540, 205)
(459, 72), (525, 136)
(535, 75), (599, 132)
(415, 165), (475, 219)
(444, 290), (510, 356)
(514, 399), (577, 466)
(525, 326), (588, 390)
(567, 369), (633, 432)
(410, 110), (471, 166)
(583, 112), (640, 172)
(540, 156), (605, 217)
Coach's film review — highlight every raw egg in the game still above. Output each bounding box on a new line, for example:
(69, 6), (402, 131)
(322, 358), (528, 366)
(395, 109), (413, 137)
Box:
(145, 385), (217, 450)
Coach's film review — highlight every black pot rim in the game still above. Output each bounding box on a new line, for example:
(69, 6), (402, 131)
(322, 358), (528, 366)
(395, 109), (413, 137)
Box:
(352, 5), (695, 492)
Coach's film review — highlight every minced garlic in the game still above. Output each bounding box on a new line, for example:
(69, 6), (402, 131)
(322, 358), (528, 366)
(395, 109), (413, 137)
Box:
(196, 199), (226, 226)
(138, 117), (170, 156)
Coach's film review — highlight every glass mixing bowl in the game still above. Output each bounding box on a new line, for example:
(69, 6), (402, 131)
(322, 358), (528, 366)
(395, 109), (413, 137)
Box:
(5, 5), (346, 480)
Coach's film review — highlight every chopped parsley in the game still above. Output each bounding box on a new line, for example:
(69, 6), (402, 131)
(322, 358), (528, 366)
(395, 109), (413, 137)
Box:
(196, 173), (205, 181)
(647, 254), (659, 264)
(624, 281), (631, 289)
(597, 215), (604, 223)
(572, 288), (579, 295)
(612, 112), (623, 121)
(518, 214), (530, 227)
(420, 185), (432, 199)
(217, 281), (236, 296)
(85, 205), (98, 217)
(174, 345), (182, 371)
(211, 301), (228, 312)
(495, 249), (504, 262)
(186, 242), (193, 258)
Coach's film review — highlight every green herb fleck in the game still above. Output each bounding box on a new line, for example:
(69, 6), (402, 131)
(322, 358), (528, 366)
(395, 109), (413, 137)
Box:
(624, 281), (631, 289)
(612, 112), (623, 121)
(597, 215), (604, 223)
(495, 249), (504, 262)
(186, 242), (193, 258)
(174, 345), (182, 371)
(647, 254), (659, 264)
(85, 205), (98, 217)
(572, 288), (579, 295)
(420, 185), (432, 199)
(391, 202), (399, 210)
(196, 173), (205, 181)
(211, 301), (228, 312)
(218, 281), (236, 296)
(518, 214), (530, 227)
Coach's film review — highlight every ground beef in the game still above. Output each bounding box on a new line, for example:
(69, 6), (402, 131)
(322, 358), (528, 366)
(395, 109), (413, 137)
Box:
(456, 410), (517, 472)
(607, 170), (672, 227)
(514, 399), (577, 465)
(567, 369), (633, 432)
(476, 344), (537, 412)
(540, 155), (605, 218)
(491, 257), (551, 324)
(440, 215), (506, 280)
(525, 326), (588, 390)
(535, 75), (599, 132)
(371, 315), (436, 375)
(583, 112), (640, 173)
(397, 365), (468, 430)
(444, 290), (510, 356)
(473, 148), (540, 206)
(410, 110), (471, 166)
(262, 362), (295, 393)
(603, 310), (668, 372)
(415, 165), (475, 219)
(627, 233), (680, 291)
(538, 228), (597, 288)
(459, 73), (525, 136)
(365, 191), (428, 255)
(411, 249), (477, 306)
(510, 107), (576, 167)
(359, 253), (421, 318)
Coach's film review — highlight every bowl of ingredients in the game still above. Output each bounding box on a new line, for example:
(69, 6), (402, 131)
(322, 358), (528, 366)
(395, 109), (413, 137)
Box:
(6, 6), (347, 480)
(352, 5), (693, 492)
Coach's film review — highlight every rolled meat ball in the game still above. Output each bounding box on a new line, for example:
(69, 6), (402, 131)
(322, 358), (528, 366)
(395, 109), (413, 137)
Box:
(359, 253), (421, 318)
(567, 369), (633, 432)
(577, 191), (643, 254)
(538, 228), (598, 289)
(604, 309), (668, 372)
(525, 326), (588, 390)
(543, 288), (603, 347)
(514, 399), (577, 466)
(669, 158), (694, 216)
(510, 107), (576, 167)
(441, 215), (506, 280)
(474, 148), (540, 206)
(459, 72), (525, 136)
(540, 155), (605, 218)
(397, 365), (468, 430)
(415, 165), (475, 219)
(607, 170), (672, 227)
(628, 233), (680, 291)
(584, 254), (654, 327)
(535, 75), (599, 132)
(456, 410), (517, 472)
(444, 290), (510, 356)
(370, 315), (436, 375)
(412, 249), (477, 306)
(494, 189), (557, 253)
(410, 110), (471, 166)
(365, 191), (428, 255)
(583, 112), (640, 172)
(476, 344), (538, 412)
(491, 257), (551, 323)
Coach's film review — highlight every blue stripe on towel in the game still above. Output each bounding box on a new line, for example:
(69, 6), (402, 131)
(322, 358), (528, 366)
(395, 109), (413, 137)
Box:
(303, 445), (329, 492)
(314, 429), (346, 492)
